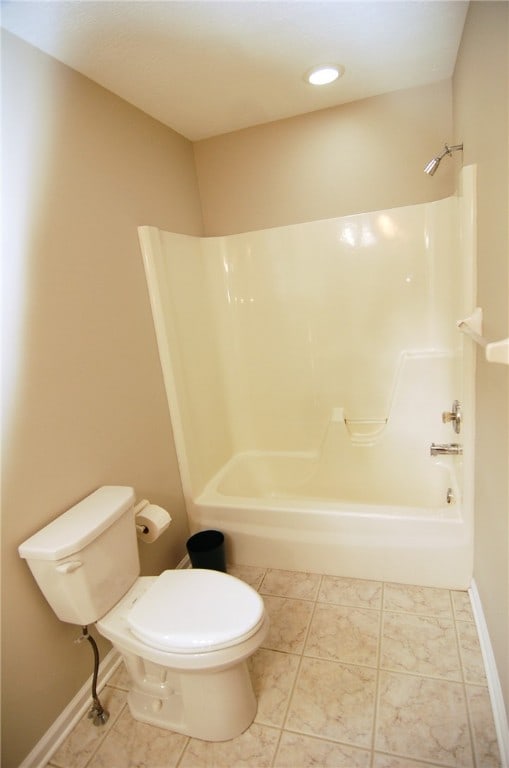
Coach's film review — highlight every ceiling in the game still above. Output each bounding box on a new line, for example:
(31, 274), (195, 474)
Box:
(1, 1), (469, 141)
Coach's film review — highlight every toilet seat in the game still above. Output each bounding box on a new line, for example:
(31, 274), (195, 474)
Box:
(127, 569), (265, 654)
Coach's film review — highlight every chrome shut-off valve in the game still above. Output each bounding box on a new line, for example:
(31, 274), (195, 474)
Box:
(442, 400), (462, 434)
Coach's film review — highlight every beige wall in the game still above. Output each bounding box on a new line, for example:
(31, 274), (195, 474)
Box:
(194, 79), (454, 236)
(453, 1), (509, 717)
(1, 31), (203, 768)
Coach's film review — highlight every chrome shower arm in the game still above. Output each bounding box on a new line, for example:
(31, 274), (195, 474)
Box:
(442, 143), (464, 157)
(424, 142), (463, 175)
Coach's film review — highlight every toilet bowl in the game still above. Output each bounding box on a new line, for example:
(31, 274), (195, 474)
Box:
(97, 570), (269, 740)
(18, 486), (269, 742)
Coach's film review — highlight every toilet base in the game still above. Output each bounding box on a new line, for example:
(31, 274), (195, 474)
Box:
(122, 650), (257, 741)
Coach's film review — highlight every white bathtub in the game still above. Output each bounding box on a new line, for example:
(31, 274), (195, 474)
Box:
(191, 447), (471, 589)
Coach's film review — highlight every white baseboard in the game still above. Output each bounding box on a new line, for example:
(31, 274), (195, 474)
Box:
(19, 647), (121, 768)
(176, 553), (191, 569)
(469, 579), (509, 767)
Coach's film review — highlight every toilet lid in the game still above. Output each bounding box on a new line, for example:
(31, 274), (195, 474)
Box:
(127, 569), (266, 653)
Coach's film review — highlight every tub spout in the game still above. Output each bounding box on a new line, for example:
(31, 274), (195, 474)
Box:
(430, 443), (463, 456)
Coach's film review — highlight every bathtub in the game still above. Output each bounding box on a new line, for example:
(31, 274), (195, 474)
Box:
(188, 350), (474, 589)
(190, 445), (471, 589)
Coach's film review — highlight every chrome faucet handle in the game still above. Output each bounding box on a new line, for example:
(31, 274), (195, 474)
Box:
(442, 400), (462, 434)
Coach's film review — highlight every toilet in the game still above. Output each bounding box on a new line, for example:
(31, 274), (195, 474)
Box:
(18, 486), (268, 741)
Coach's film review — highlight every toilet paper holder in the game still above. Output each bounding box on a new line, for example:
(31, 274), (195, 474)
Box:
(134, 499), (150, 534)
(133, 499), (171, 541)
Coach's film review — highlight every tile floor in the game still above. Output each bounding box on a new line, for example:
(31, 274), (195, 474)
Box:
(46, 566), (501, 768)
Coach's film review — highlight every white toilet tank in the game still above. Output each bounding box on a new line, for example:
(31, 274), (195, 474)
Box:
(19, 486), (140, 626)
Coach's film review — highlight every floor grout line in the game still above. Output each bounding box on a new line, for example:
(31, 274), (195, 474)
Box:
(174, 735), (190, 768)
(369, 582), (386, 767)
(452, 586), (480, 768)
(278, 576), (321, 735)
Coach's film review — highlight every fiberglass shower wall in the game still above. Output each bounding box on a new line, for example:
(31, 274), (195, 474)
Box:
(209, 200), (462, 455)
(140, 192), (466, 503)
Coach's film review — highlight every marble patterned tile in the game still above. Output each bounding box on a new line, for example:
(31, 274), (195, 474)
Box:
(466, 685), (502, 767)
(319, 575), (383, 609)
(456, 620), (487, 684)
(260, 569), (321, 600)
(375, 671), (473, 766)
(383, 583), (453, 618)
(274, 731), (371, 767)
(228, 564), (267, 590)
(381, 612), (461, 680)
(451, 590), (474, 621)
(304, 603), (380, 667)
(249, 648), (300, 727)
(179, 723), (280, 767)
(49, 688), (127, 768)
(86, 707), (188, 768)
(261, 596), (314, 653)
(285, 657), (377, 747)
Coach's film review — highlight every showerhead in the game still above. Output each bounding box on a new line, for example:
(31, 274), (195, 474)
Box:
(424, 143), (463, 175)
(424, 156), (441, 176)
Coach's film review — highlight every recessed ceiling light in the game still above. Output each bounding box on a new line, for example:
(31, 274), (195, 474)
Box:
(306, 65), (344, 86)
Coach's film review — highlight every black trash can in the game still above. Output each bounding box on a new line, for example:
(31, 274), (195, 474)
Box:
(186, 529), (226, 572)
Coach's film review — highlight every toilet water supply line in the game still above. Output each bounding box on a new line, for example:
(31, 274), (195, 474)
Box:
(76, 626), (110, 726)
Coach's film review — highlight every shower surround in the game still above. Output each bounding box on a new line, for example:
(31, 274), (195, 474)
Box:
(140, 167), (476, 589)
